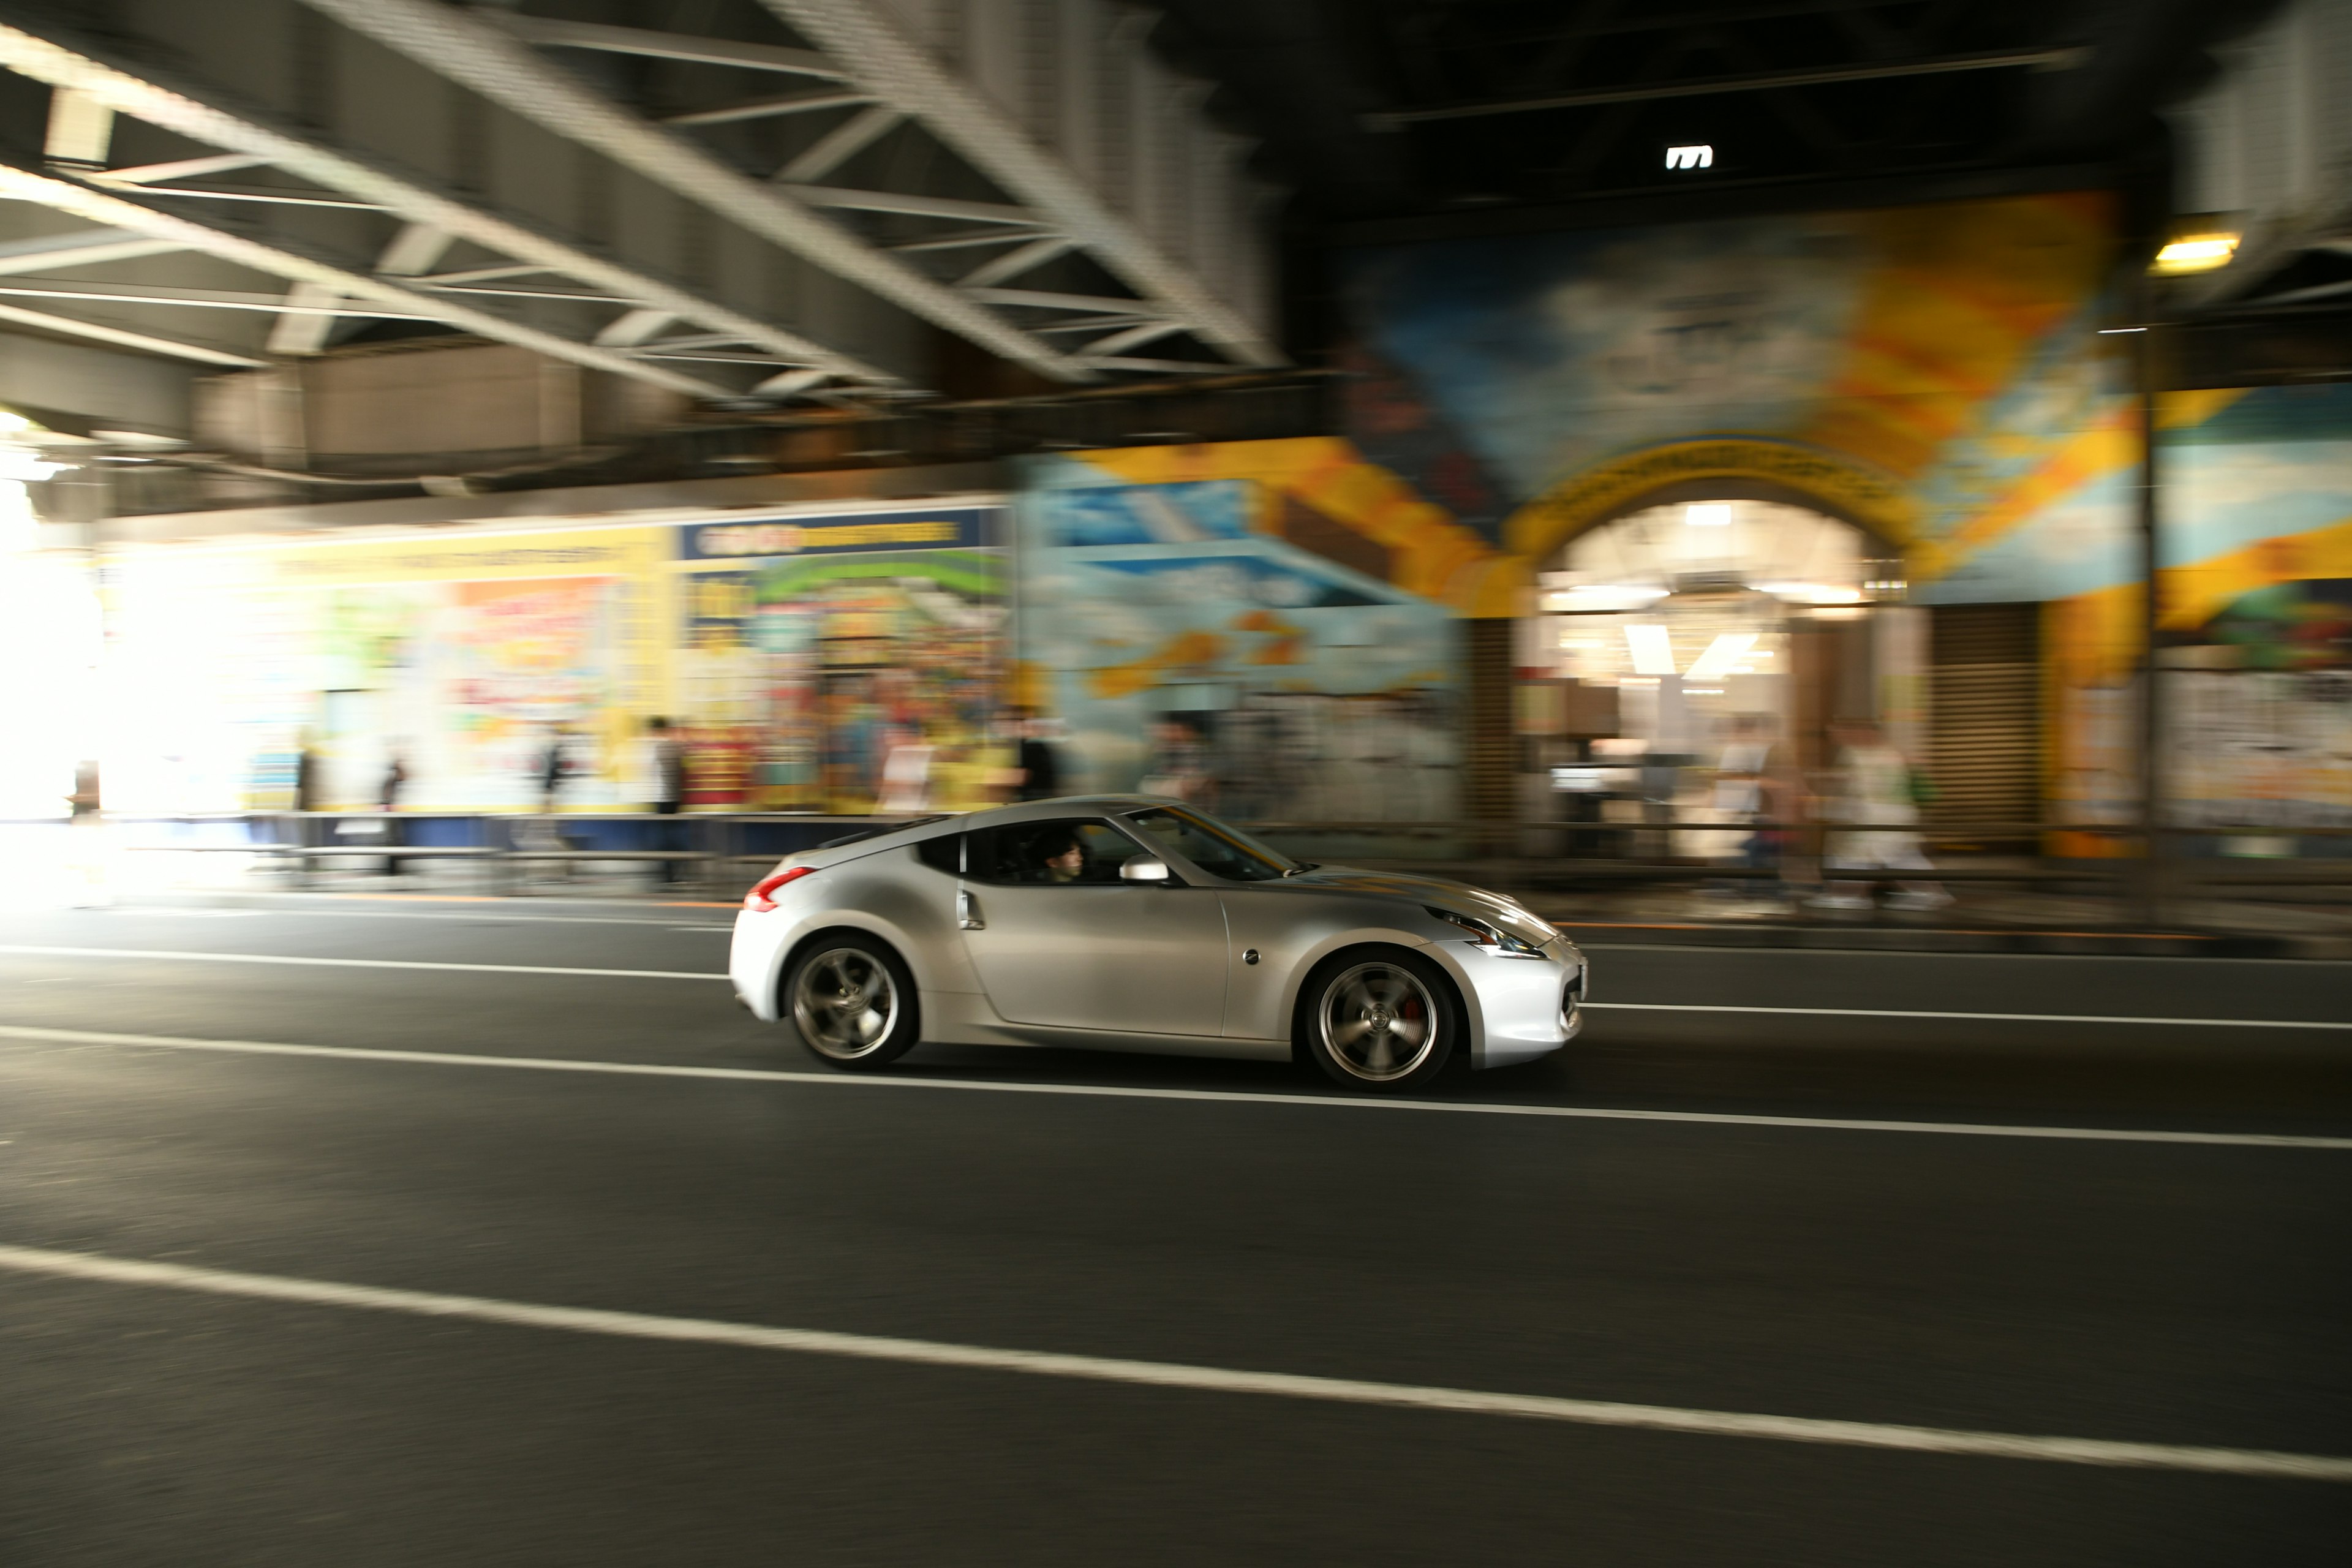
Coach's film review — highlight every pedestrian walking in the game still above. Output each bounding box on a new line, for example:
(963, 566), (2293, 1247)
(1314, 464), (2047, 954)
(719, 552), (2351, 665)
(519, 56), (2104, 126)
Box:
(647, 717), (688, 884)
(1013, 710), (1061, 802)
(537, 725), (573, 813)
(64, 758), (109, 907)
(1813, 718), (1950, 911)
(379, 747), (409, 876)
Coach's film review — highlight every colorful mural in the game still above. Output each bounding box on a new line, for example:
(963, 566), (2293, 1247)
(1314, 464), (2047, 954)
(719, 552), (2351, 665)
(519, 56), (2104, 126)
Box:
(1340, 192), (2129, 593)
(2043, 384), (2352, 845)
(101, 526), (668, 813)
(1018, 448), (1468, 820)
(97, 505), (1009, 816)
(670, 505), (1006, 812)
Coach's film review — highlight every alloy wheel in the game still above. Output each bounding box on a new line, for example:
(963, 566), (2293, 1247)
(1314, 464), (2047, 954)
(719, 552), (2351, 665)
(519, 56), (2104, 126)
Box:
(1317, 962), (1439, 1083)
(791, 946), (899, 1060)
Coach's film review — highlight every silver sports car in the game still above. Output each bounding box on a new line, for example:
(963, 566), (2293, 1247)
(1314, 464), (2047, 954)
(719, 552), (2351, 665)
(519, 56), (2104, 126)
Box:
(729, 796), (1587, 1091)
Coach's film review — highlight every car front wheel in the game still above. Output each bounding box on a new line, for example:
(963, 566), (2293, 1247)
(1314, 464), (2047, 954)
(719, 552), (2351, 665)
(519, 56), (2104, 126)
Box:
(1300, 949), (1457, 1091)
(786, 937), (919, 1069)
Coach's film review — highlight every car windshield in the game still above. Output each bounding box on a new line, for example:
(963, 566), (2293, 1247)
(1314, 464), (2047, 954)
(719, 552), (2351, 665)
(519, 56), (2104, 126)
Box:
(1124, 805), (1304, 883)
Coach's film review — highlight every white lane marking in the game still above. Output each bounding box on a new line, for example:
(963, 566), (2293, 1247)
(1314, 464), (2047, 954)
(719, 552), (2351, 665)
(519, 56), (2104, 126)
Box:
(4, 944), (2342, 1031)
(0, 946), (723, 982)
(106, 906), (732, 930)
(0, 1242), (2342, 1483)
(4, 1025), (2346, 1152)
(1585, 1002), (2352, 1031)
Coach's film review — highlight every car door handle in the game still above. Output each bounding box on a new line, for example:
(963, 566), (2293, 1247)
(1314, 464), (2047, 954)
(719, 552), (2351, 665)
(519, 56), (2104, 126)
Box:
(957, 889), (984, 930)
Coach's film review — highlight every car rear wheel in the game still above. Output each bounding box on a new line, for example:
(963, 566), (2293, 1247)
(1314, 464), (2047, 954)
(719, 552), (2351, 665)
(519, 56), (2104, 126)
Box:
(786, 937), (919, 1069)
(1300, 949), (1457, 1091)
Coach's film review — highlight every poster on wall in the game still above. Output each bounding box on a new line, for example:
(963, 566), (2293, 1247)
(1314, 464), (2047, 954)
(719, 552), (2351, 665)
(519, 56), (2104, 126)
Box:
(2044, 385), (2352, 848)
(1019, 459), (1460, 823)
(101, 526), (666, 813)
(671, 505), (1007, 813)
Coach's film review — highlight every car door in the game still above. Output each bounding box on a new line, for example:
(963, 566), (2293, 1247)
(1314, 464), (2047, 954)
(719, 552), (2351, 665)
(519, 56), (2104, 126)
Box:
(957, 816), (1229, 1036)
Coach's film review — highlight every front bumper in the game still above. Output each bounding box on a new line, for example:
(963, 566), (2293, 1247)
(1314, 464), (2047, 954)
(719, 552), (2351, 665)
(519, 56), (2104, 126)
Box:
(1438, 936), (1586, 1069)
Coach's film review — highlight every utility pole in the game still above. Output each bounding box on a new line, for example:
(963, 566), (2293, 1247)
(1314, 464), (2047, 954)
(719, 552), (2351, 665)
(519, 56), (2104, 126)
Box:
(2130, 277), (2165, 928)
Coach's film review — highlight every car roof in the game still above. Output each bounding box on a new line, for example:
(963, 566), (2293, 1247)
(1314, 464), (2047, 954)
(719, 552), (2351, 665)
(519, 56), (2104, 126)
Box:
(940, 794), (1178, 831)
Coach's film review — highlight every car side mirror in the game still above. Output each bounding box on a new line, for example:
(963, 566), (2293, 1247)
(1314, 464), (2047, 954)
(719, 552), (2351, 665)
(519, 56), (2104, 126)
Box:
(1120, 855), (1171, 883)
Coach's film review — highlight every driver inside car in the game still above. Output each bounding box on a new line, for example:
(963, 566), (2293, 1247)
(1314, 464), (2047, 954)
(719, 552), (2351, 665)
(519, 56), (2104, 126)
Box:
(1032, 829), (1086, 884)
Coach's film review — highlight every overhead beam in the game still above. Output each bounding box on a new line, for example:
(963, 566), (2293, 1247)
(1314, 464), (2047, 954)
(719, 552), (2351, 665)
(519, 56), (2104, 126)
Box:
(957, 235), (1077, 289)
(493, 15), (848, 80)
(92, 152), (271, 184)
(775, 104), (902, 183)
(1081, 320), (1189, 357)
(886, 226), (1047, 254)
(0, 158), (732, 397)
(665, 88), (873, 126)
(0, 296), (263, 366)
(372, 222), (453, 277)
(595, 308), (679, 347)
(0, 279), (426, 315)
(966, 286), (1163, 314)
(0, 18), (887, 387)
(265, 279), (347, 355)
(0, 225), (186, 274)
(1364, 45), (2090, 125)
(773, 184), (1038, 225)
(762, 0), (1283, 368)
(301, 0), (1087, 382)
(42, 85), (113, 167)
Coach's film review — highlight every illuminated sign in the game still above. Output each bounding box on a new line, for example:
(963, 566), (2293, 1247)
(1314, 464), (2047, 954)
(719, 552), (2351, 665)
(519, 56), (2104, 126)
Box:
(680, 506), (998, 561)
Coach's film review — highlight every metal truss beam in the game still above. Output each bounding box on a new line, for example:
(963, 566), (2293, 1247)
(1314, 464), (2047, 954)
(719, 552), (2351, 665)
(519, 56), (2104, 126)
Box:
(90, 152), (272, 185)
(0, 296), (263, 366)
(0, 159), (731, 398)
(495, 15), (847, 80)
(0, 279), (426, 316)
(967, 287), (1170, 316)
(780, 185), (1039, 225)
(761, 0), (1283, 369)
(304, 0), (1088, 383)
(0, 18), (893, 391)
(665, 89), (874, 127)
(0, 226), (186, 275)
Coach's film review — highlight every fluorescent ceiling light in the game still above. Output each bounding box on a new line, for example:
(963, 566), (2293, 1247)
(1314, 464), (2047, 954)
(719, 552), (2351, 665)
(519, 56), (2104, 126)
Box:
(1684, 502), (1732, 527)
(1542, 584), (1669, 612)
(1757, 582), (1863, 605)
(1623, 623), (1676, 676)
(1684, 631), (1757, 681)
(2153, 235), (2238, 274)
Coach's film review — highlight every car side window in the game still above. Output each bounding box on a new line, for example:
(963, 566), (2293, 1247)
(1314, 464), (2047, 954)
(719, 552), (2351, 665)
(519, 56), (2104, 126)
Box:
(913, 832), (962, 875)
(968, 820), (1142, 886)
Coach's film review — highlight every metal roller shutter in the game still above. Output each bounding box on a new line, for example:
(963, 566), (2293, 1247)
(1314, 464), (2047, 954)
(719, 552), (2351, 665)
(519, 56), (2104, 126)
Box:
(1465, 619), (1515, 823)
(1927, 603), (2040, 846)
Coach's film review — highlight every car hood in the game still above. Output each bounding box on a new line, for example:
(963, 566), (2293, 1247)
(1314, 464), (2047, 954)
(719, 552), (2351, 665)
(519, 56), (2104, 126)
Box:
(1280, 865), (1559, 944)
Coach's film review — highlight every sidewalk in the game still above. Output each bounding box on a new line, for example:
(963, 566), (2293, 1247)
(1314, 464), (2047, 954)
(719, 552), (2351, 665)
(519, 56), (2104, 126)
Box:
(124, 853), (2352, 959)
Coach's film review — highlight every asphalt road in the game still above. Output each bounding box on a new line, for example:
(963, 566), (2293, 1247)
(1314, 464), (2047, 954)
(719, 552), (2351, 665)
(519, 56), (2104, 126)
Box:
(2, 895), (2349, 1565)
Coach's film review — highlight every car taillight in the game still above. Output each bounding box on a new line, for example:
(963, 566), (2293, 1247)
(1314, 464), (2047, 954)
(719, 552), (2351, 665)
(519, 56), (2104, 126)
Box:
(744, 865), (814, 911)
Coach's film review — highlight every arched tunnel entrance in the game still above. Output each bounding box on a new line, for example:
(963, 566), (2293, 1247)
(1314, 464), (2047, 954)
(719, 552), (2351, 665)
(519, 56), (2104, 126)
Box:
(1510, 494), (1915, 851)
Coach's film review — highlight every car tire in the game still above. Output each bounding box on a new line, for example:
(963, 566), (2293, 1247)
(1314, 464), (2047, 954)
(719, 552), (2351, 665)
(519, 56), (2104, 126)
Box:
(1297, 946), (1458, 1092)
(785, 935), (921, 1070)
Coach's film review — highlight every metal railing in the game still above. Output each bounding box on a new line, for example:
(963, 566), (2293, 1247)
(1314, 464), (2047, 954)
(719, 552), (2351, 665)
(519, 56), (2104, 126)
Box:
(67, 810), (2352, 927)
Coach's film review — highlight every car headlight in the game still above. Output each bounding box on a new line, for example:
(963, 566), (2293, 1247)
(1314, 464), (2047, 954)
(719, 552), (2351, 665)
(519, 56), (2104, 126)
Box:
(1427, 907), (1547, 957)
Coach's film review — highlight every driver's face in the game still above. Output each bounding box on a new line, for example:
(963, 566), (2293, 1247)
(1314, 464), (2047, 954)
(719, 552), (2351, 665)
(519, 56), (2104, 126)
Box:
(1046, 844), (1083, 873)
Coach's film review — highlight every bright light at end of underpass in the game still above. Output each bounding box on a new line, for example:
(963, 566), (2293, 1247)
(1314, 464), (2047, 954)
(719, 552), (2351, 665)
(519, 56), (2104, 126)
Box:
(1684, 503), (1732, 527)
(1665, 145), (1713, 170)
(1624, 623), (1676, 676)
(2154, 234), (2239, 273)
